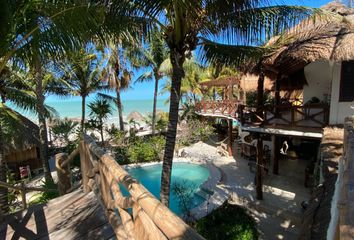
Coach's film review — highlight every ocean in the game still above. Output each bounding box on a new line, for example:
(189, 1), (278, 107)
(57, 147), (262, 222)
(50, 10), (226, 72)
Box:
(13, 98), (169, 123)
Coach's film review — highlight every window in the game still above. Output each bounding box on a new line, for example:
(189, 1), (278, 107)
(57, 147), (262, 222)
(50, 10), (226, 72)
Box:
(340, 60), (354, 102)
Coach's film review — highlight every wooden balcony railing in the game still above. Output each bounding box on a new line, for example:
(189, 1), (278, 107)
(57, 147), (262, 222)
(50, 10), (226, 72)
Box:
(55, 134), (204, 240)
(239, 104), (329, 129)
(195, 100), (242, 119)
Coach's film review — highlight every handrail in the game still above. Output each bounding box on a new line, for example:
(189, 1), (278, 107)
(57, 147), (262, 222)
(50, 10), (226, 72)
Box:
(239, 103), (329, 128)
(57, 134), (205, 240)
(0, 181), (58, 210)
(195, 100), (242, 119)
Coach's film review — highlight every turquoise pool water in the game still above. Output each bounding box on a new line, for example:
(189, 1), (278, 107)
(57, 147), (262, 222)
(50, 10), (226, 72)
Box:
(126, 162), (210, 215)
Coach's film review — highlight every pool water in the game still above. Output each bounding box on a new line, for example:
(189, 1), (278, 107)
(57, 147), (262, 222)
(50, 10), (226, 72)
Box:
(126, 162), (210, 215)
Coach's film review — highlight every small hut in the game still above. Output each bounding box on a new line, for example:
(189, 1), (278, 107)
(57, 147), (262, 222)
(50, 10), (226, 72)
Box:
(4, 115), (41, 179)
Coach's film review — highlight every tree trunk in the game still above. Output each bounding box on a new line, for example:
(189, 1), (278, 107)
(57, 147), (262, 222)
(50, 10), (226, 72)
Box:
(0, 122), (8, 217)
(81, 95), (86, 133)
(116, 87), (124, 131)
(35, 60), (53, 182)
(256, 136), (263, 200)
(256, 71), (265, 120)
(160, 51), (185, 207)
(100, 120), (104, 143)
(151, 72), (160, 135)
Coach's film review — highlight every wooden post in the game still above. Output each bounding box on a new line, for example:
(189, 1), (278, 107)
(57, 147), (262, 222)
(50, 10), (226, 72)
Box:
(228, 119), (233, 157)
(55, 153), (72, 195)
(79, 141), (91, 193)
(273, 136), (280, 175)
(256, 136), (263, 200)
(20, 182), (27, 210)
(256, 71), (265, 120)
(274, 74), (281, 117)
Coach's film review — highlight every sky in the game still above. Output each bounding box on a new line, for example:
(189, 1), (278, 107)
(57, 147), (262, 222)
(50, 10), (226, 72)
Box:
(46, 0), (334, 103)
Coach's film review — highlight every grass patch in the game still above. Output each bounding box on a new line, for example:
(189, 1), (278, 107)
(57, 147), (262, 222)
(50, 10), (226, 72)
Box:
(195, 203), (258, 240)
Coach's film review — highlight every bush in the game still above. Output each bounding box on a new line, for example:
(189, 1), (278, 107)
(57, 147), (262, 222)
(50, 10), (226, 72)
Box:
(29, 179), (59, 205)
(196, 203), (258, 240)
(178, 119), (214, 147)
(127, 136), (165, 163)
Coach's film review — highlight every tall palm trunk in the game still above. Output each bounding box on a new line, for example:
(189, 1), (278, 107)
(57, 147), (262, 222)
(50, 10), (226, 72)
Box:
(81, 95), (86, 132)
(35, 60), (53, 182)
(151, 71), (160, 135)
(0, 122), (8, 218)
(160, 51), (185, 206)
(116, 87), (124, 131)
(99, 119), (104, 143)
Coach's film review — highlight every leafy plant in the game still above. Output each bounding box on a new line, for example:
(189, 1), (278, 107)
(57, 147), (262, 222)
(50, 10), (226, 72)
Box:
(51, 118), (78, 147)
(196, 203), (258, 240)
(87, 98), (112, 143)
(127, 136), (165, 163)
(29, 179), (59, 205)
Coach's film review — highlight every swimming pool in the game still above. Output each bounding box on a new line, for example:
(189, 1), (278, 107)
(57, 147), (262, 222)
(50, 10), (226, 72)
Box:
(126, 162), (210, 215)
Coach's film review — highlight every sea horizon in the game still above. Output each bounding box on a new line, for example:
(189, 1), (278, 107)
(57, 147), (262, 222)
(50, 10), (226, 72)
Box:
(12, 98), (169, 124)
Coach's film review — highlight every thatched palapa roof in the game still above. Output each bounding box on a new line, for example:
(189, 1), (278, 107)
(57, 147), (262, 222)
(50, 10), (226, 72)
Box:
(126, 111), (144, 122)
(199, 76), (241, 88)
(4, 113), (40, 154)
(263, 2), (354, 77)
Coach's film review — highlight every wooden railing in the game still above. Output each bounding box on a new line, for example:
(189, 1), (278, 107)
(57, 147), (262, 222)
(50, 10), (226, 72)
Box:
(0, 181), (58, 221)
(239, 104), (329, 129)
(56, 134), (204, 240)
(195, 100), (242, 119)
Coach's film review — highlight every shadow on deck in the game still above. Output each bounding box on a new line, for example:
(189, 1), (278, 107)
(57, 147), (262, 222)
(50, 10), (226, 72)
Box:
(0, 189), (114, 240)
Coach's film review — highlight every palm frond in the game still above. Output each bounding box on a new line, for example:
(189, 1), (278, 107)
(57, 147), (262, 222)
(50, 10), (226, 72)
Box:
(97, 93), (118, 104)
(201, 39), (269, 66)
(214, 5), (323, 44)
(135, 71), (153, 83)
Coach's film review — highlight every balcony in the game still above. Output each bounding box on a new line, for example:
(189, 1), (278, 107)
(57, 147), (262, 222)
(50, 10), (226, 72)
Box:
(239, 103), (329, 134)
(195, 100), (242, 120)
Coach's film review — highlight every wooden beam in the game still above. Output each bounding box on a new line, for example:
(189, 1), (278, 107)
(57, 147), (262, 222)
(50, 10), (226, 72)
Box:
(256, 71), (265, 120)
(273, 136), (280, 175)
(228, 119), (233, 157)
(256, 137), (263, 200)
(274, 74), (281, 117)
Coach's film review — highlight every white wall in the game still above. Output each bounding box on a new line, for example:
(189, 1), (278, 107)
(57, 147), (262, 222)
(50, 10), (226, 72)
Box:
(329, 62), (354, 125)
(304, 61), (332, 104)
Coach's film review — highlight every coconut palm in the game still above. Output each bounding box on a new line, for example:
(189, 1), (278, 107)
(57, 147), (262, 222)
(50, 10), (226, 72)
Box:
(61, 49), (109, 133)
(160, 58), (206, 104)
(98, 42), (134, 132)
(110, 0), (318, 206)
(133, 29), (169, 134)
(0, 64), (55, 214)
(88, 99), (112, 143)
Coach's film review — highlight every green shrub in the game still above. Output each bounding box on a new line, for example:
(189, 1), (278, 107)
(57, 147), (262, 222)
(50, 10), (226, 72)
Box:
(127, 136), (165, 163)
(29, 179), (59, 205)
(196, 203), (258, 240)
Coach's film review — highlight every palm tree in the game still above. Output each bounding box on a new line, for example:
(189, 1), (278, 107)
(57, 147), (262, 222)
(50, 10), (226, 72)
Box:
(133, 29), (169, 134)
(112, 0), (318, 206)
(61, 49), (108, 133)
(99, 42), (133, 132)
(160, 58), (206, 104)
(88, 99), (112, 143)
(0, 64), (54, 214)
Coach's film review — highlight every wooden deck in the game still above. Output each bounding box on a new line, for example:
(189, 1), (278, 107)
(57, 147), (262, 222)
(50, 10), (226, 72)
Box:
(0, 189), (115, 240)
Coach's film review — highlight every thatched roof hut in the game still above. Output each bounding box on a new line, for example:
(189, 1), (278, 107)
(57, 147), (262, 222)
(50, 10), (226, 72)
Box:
(199, 76), (240, 88)
(126, 111), (144, 122)
(4, 114), (40, 154)
(239, 74), (273, 92)
(262, 2), (354, 83)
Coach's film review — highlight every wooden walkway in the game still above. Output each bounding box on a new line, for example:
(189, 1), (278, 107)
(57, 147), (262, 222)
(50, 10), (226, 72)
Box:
(0, 189), (115, 240)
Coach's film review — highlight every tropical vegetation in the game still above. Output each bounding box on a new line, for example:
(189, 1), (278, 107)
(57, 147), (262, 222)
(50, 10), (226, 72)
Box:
(0, 0), (321, 229)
